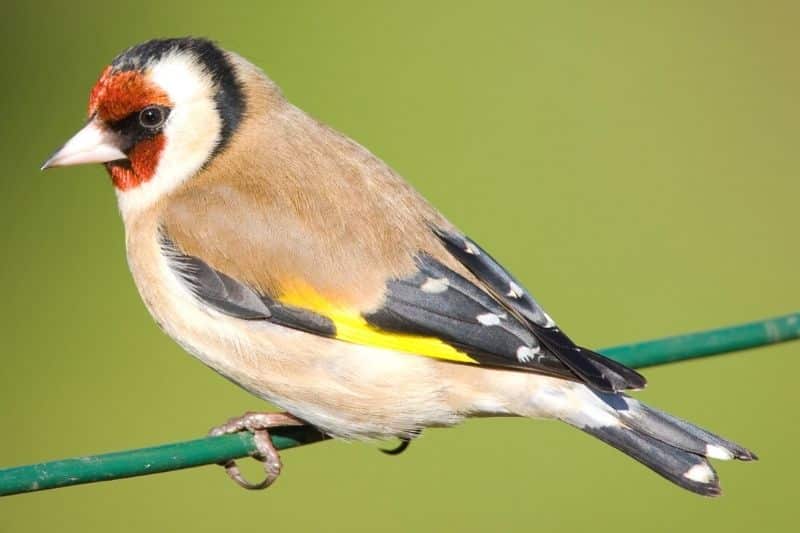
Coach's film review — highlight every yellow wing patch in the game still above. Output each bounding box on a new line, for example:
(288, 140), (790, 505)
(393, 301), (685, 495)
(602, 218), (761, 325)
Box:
(278, 283), (476, 364)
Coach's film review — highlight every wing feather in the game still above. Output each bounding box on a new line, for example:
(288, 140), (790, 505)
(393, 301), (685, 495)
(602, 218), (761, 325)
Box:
(160, 226), (645, 392)
(432, 228), (646, 391)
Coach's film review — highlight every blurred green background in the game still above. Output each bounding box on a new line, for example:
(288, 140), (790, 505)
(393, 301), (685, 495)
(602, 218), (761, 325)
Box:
(1, 1), (797, 531)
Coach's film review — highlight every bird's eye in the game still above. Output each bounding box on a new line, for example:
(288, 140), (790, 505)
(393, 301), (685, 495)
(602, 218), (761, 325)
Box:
(138, 106), (167, 129)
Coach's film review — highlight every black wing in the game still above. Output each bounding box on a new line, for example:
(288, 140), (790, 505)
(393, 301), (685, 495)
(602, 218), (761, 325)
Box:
(364, 228), (646, 392)
(363, 252), (574, 380)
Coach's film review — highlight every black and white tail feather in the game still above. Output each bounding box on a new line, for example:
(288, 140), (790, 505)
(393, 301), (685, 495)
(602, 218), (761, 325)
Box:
(561, 391), (756, 496)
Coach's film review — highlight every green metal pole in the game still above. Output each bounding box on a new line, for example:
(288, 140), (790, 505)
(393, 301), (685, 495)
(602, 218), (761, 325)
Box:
(0, 427), (327, 497)
(1, 312), (797, 498)
(604, 312), (800, 368)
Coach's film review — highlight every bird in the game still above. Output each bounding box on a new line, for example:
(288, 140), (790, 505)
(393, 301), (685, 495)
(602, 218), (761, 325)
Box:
(42, 37), (755, 496)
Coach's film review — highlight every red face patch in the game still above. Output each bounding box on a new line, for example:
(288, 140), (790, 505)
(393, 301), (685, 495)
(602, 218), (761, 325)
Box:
(89, 67), (173, 190)
(106, 135), (166, 191)
(89, 68), (171, 122)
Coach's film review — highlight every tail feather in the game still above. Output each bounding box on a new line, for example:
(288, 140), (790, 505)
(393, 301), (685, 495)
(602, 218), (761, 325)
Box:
(559, 388), (756, 496)
(619, 397), (757, 462)
(582, 424), (722, 496)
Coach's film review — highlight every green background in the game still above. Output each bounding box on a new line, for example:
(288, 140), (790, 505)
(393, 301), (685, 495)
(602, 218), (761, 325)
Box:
(1, 1), (797, 531)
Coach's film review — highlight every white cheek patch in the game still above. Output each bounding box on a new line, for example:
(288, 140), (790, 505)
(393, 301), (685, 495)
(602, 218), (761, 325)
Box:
(116, 51), (223, 220)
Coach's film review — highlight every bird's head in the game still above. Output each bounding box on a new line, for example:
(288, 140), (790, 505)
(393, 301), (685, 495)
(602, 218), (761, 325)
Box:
(42, 38), (245, 210)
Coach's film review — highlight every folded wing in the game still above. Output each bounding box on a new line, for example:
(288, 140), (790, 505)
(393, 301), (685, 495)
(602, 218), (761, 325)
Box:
(161, 227), (645, 392)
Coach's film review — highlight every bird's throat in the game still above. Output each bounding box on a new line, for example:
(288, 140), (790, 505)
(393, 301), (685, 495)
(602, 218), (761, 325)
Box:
(108, 135), (165, 191)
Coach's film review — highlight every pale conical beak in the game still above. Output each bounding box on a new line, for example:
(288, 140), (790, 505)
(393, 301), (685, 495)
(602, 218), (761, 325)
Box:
(41, 120), (127, 170)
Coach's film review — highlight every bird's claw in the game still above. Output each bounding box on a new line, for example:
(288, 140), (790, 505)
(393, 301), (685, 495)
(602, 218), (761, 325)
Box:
(380, 438), (412, 455)
(208, 411), (304, 490)
(380, 430), (421, 456)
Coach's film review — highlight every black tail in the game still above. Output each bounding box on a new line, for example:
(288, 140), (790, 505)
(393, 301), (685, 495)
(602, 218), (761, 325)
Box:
(564, 392), (756, 496)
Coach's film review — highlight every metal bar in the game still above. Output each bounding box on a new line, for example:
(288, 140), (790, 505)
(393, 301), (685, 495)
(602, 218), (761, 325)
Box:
(604, 312), (799, 368)
(1, 312), (797, 497)
(0, 427), (327, 497)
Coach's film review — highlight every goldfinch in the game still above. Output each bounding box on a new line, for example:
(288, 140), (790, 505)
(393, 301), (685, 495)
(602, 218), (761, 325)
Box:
(42, 37), (755, 496)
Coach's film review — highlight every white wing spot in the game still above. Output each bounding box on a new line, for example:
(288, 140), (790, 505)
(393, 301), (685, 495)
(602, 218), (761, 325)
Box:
(507, 281), (524, 298)
(421, 277), (449, 294)
(543, 312), (556, 328)
(683, 463), (715, 484)
(477, 313), (502, 326)
(464, 241), (481, 255)
(516, 345), (542, 362)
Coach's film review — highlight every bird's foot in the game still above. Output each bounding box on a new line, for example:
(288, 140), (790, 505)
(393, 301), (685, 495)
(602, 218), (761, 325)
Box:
(209, 411), (305, 490)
